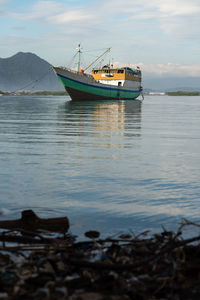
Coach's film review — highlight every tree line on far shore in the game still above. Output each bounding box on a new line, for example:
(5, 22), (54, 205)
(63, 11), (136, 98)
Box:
(167, 91), (200, 96)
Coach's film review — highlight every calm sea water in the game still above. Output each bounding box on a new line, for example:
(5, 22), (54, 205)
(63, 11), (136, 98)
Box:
(0, 95), (200, 238)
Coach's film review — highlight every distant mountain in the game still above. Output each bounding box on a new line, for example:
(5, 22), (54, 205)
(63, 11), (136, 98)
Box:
(143, 76), (200, 92)
(0, 52), (64, 92)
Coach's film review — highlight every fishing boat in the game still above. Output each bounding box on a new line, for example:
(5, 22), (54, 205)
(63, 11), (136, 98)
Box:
(52, 45), (143, 101)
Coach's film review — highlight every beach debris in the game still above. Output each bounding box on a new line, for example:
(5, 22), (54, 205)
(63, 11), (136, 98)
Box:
(0, 214), (200, 299)
(84, 230), (100, 239)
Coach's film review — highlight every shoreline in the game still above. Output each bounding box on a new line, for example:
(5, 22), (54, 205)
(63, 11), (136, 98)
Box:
(1, 90), (200, 97)
(0, 211), (200, 299)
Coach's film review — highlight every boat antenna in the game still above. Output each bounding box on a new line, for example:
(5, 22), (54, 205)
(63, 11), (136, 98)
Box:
(84, 47), (111, 72)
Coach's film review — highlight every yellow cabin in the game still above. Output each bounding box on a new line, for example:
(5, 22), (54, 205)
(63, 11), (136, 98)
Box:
(91, 66), (141, 87)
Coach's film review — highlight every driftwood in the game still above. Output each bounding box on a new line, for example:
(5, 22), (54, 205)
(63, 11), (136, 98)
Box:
(0, 209), (69, 233)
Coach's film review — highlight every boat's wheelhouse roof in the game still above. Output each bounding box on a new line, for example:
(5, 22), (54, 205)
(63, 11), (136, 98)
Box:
(92, 66), (141, 75)
(91, 66), (141, 82)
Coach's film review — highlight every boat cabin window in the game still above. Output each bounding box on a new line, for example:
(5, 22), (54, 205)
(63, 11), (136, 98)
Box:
(118, 82), (122, 86)
(117, 70), (124, 73)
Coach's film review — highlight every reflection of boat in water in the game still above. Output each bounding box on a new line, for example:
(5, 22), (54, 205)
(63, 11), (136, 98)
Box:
(58, 100), (142, 147)
(52, 45), (143, 102)
(64, 99), (142, 116)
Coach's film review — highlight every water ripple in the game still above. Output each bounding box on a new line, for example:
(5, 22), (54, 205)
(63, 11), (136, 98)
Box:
(0, 95), (200, 237)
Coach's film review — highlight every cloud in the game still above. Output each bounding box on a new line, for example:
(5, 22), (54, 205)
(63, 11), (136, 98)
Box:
(153, 0), (200, 16)
(0, 0), (8, 4)
(8, 1), (63, 21)
(159, 14), (200, 40)
(12, 26), (26, 31)
(0, 0), (10, 15)
(99, 0), (200, 18)
(6, 0), (200, 40)
(8, 0), (93, 24)
(49, 10), (93, 24)
(139, 63), (200, 77)
(148, 0), (200, 39)
(98, 0), (200, 39)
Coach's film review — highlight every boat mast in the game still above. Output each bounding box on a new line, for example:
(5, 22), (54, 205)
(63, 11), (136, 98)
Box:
(77, 43), (81, 72)
(84, 47), (111, 72)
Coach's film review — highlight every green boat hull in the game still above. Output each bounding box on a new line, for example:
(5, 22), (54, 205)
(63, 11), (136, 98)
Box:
(53, 67), (141, 101)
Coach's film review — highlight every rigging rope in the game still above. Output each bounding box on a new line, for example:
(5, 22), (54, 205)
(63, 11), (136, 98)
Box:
(12, 68), (53, 93)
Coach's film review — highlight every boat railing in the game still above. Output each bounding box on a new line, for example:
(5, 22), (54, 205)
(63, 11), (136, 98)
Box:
(58, 67), (95, 79)
(58, 67), (77, 74)
(59, 66), (97, 83)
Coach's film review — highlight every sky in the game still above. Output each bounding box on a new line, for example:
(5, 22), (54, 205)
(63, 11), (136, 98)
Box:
(0, 0), (200, 78)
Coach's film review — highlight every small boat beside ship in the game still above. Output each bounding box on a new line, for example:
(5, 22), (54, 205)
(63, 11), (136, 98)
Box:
(52, 45), (143, 101)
